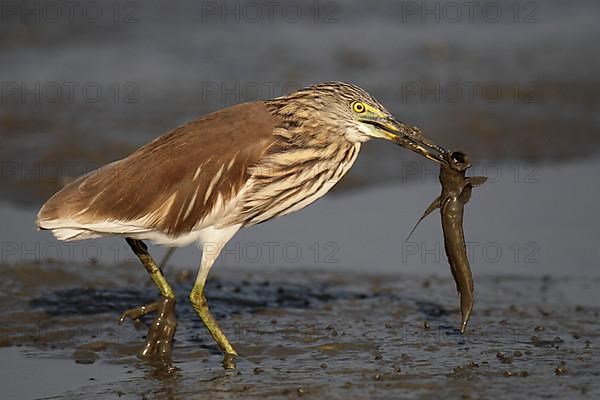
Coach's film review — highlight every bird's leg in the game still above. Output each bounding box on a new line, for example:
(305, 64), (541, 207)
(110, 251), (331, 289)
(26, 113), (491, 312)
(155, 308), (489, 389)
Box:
(190, 286), (237, 368)
(119, 238), (177, 359)
(189, 227), (240, 369)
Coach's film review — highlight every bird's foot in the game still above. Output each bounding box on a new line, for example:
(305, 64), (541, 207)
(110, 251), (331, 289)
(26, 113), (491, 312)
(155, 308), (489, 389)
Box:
(119, 296), (177, 359)
(222, 352), (237, 369)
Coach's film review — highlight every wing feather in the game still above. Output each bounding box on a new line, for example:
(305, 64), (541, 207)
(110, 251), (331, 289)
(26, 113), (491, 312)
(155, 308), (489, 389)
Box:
(37, 102), (277, 237)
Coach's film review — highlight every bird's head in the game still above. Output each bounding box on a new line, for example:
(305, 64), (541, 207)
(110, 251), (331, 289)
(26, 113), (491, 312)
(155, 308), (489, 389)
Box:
(270, 82), (447, 163)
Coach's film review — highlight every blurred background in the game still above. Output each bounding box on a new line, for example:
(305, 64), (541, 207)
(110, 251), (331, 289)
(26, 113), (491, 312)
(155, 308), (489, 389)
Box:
(1, 0), (599, 205)
(2, 0), (599, 276)
(1, 0), (600, 283)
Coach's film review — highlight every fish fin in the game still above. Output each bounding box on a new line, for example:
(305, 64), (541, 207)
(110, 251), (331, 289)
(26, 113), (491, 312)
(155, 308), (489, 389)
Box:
(459, 185), (473, 204)
(468, 176), (487, 187)
(405, 197), (441, 241)
(459, 176), (486, 204)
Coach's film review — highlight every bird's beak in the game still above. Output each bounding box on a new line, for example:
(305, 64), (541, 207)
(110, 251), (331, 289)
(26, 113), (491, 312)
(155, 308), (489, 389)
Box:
(373, 116), (447, 164)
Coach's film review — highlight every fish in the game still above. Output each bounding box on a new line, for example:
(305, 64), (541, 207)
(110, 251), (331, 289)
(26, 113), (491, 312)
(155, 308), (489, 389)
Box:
(407, 150), (487, 333)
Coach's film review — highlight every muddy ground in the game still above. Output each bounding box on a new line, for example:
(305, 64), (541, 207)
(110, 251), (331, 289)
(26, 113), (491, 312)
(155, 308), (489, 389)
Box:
(0, 262), (597, 399)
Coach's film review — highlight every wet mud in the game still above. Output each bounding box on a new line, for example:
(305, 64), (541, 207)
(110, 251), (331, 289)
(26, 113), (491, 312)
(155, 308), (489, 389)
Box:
(1, 262), (598, 399)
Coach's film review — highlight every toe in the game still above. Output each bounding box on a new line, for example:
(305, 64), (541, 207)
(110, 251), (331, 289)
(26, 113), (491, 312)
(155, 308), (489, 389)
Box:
(222, 353), (237, 369)
(140, 327), (160, 358)
(118, 301), (161, 324)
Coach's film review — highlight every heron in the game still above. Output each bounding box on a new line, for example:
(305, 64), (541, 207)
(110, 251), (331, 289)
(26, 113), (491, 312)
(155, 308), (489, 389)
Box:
(36, 82), (447, 367)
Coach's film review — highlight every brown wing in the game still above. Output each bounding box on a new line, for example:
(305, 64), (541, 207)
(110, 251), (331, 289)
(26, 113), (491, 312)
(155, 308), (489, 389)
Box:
(37, 102), (277, 236)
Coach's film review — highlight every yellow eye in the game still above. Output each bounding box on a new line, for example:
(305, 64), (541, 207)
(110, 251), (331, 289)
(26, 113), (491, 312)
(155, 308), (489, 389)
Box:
(352, 101), (366, 113)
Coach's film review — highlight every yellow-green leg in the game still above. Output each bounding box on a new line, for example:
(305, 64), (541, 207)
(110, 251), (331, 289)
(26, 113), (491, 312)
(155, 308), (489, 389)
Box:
(189, 226), (240, 368)
(189, 287), (237, 367)
(120, 238), (177, 359)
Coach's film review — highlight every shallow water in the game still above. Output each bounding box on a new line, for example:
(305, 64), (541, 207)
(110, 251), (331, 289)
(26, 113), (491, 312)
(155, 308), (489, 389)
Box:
(1, 157), (599, 397)
(3, 159), (599, 284)
(0, 262), (598, 399)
